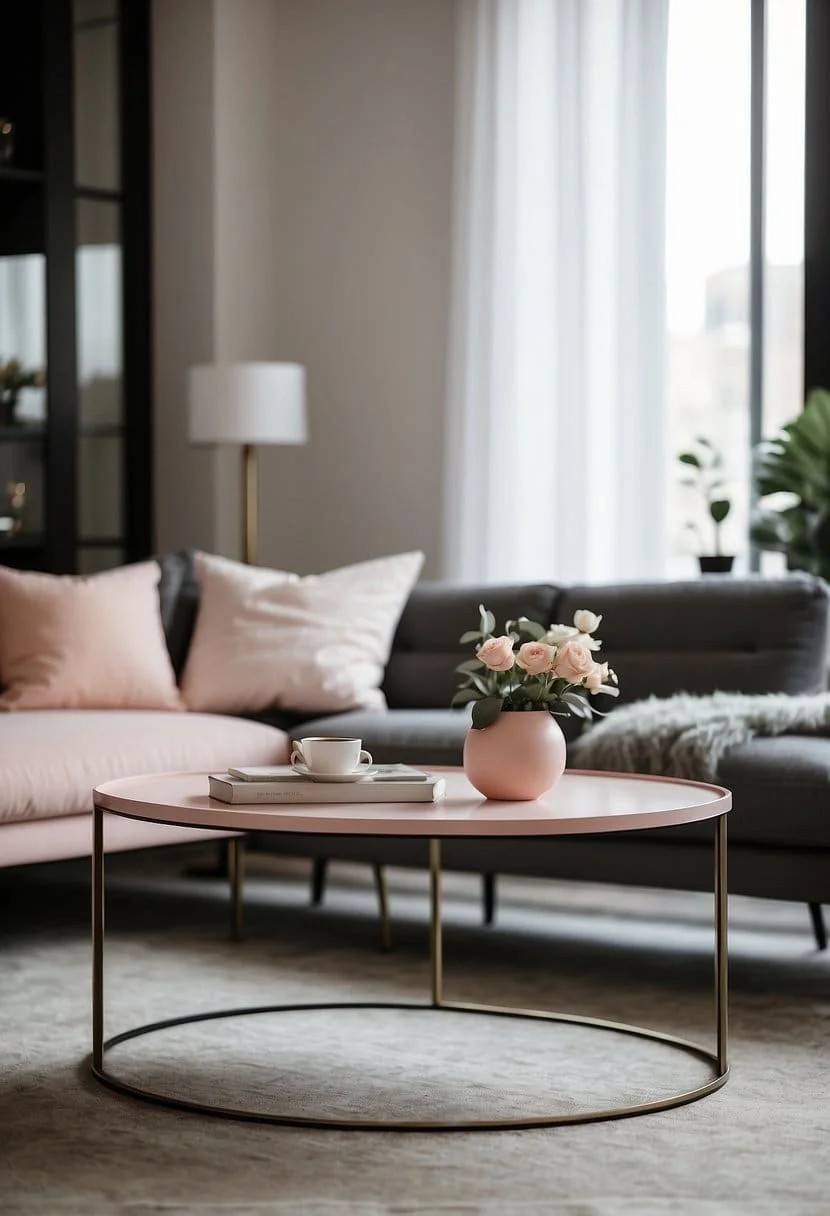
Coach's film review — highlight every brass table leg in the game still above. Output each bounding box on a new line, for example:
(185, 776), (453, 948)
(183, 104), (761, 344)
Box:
(92, 804), (105, 1073)
(429, 838), (443, 1007)
(228, 837), (245, 942)
(715, 813), (729, 1074)
(372, 864), (392, 952)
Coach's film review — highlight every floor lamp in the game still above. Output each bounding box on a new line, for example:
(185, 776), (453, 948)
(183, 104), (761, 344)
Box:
(188, 362), (308, 565)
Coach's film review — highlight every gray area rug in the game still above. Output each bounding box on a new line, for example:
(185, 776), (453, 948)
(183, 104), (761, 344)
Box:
(1, 845), (828, 1215)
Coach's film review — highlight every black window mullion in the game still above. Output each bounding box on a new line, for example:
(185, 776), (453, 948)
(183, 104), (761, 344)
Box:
(119, 0), (153, 562)
(804, 0), (830, 399)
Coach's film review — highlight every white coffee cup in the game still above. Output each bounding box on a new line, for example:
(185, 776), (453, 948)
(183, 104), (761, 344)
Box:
(290, 736), (373, 776)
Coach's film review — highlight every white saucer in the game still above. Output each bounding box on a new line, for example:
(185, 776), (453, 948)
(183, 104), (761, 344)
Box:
(291, 765), (377, 783)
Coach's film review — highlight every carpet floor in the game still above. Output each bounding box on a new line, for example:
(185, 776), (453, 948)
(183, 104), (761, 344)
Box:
(0, 844), (828, 1215)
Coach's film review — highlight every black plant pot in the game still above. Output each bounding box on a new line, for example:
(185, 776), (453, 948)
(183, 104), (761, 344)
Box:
(698, 555), (734, 574)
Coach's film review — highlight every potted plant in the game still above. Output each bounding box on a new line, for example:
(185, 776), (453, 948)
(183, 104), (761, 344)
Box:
(0, 359), (46, 427)
(751, 388), (830, 578)
(452, 606), (618, 800)
(678, 437), (734, 572)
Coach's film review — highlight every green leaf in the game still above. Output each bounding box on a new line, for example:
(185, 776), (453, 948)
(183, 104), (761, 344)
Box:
(561, 691), (594, 719)
(709, 499), (731, 524)
(455, 658), (484, 674)
(478, 605), (496, 636)
(678, 452), (701, 468)
(517, 618), (546, 641)
(450, 688), (480, 707)
(752, 388), (830, 564)
(465, 672), (495, 697)
(695, 435), (714, 448)
(459, 630), (482, 645)
(521, 680), (547, 702)
(471, 697), (504, 729)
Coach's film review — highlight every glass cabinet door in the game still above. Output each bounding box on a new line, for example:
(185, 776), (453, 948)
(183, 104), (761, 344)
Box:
(0, 250), (47, 549)
(0, 0), (149, 573)
(0, 5), (47, 564)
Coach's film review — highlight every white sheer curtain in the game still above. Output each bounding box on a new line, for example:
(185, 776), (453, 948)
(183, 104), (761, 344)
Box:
(444, 0), (670, 583)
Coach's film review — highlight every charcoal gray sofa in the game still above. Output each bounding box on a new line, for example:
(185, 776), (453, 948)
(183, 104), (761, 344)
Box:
(157, 553), (829, 945)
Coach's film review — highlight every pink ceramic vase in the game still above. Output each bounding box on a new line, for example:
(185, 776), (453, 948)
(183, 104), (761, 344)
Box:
(463, 709), (567, 801)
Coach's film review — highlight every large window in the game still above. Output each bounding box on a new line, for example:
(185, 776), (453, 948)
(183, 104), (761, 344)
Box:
(665, 0), (805, 575)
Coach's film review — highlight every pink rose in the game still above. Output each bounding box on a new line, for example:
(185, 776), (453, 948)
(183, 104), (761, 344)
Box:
(552, 640), (595, 683)
(516, 641), (556, 675)
(477, 635), (516, 671)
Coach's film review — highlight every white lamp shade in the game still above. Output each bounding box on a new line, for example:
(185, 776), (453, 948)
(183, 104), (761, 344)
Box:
(188, 362), (308, 446)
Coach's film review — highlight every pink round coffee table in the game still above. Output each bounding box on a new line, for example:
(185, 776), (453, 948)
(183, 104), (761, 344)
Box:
(91, 766), (731, 1131)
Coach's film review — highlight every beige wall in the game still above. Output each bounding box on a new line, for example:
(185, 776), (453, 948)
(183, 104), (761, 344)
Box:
(153, 0), (456, 576)
(153, 0), (220, 553)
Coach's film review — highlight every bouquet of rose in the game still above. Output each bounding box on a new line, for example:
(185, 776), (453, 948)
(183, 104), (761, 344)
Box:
(453, 605), (619, 729)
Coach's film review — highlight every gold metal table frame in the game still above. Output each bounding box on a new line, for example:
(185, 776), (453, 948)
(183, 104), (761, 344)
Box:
(91, 807), (729, 1132)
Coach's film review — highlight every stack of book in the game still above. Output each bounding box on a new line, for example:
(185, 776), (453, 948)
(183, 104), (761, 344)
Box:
(207, 764), (446, 805)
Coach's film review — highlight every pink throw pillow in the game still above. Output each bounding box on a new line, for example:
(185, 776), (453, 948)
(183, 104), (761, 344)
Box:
(180, 550), (424, 714)
(0, 561), (183, 711)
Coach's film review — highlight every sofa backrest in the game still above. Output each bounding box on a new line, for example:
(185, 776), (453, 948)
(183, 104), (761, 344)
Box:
(557, 576), (829, 705)
(157, 550), (201, 678)
(383, 583), (561, 709)
(158, 552), (829, 710)
(386, 574), (830, 709)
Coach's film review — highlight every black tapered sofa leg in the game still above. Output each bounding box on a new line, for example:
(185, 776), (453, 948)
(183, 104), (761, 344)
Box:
(808, 902), (827, 950)
(311, 857), (328, 906)
(483, 873), (497, 925)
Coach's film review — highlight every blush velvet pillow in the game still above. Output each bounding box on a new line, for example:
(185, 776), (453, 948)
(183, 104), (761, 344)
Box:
(180, 550), (424, 714)
(0, 561), (183, 711)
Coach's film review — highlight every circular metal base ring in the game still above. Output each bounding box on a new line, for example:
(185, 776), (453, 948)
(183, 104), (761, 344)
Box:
(91, 1000), (729, 1132)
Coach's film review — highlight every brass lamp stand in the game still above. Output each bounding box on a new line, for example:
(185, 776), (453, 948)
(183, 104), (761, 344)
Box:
(243, 442), (258, 566)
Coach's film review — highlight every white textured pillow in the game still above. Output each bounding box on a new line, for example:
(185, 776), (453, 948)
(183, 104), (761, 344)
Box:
(180, 551), (424, 714)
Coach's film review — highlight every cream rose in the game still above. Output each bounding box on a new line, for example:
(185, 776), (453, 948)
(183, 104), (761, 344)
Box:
(516, 641), (556, 675)
(477, 635), (516, 671)
(573, 609), (602, 635)
(584, 661), (609, 692)
(544, 623), (578, 646)
(552, 639), (595, 683)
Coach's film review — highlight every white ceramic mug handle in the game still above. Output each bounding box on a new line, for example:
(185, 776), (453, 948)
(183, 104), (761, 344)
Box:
(357, 749), (373, 769)
(290, 743), (306, 769)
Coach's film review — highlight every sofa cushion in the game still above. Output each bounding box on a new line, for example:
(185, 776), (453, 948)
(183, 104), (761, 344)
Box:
(714, 735), (830, 848)
(0, 562), (183, 711)
(180, 550), (424, 715)
(289, 709), (472, 766)
(383, 582), (561, 709)
(0, 710), (289, 825)
(613, 734), (830, 850)
(290, 706), (585, 767)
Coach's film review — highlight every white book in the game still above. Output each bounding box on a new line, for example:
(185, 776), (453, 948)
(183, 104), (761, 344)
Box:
(207, 772), (446, 805)
(226, 763), (429, 783)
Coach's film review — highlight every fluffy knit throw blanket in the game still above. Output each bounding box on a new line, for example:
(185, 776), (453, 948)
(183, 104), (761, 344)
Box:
(568, 691), (830, 782)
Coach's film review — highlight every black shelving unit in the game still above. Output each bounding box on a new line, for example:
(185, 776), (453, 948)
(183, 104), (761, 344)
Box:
(0, 167), (44, 184)
(0, 0), (152, 574)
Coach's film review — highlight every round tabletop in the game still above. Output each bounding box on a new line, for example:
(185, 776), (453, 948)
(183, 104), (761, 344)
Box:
(93, 767), (730, 838)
